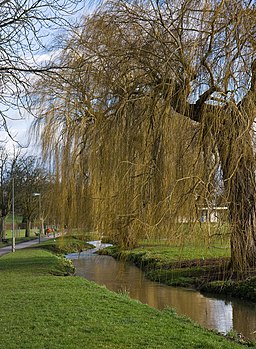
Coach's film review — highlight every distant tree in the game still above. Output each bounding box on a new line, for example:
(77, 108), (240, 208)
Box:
(0, 147), (22, 240)
(0, 148), (13, 240)
(13, 155), (50, 237)
(0, 150), (50, 239)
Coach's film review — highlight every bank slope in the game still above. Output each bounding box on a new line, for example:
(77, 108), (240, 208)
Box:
(0, 249), (251, 349)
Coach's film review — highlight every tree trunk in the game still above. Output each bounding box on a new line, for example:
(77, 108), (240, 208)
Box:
(227, 161), (256, 275)
(216, 110), (256, 276)
(25, 219), (31, 237)
(0, 216), (4, 241)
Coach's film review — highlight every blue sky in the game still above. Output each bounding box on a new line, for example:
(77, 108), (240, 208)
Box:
(1, 1), (95, 156)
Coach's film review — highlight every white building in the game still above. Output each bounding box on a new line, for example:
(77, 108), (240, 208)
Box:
(200, 206), (228, 223)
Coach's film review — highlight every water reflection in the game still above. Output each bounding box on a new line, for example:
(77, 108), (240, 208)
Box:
(68, 253), (256, 340)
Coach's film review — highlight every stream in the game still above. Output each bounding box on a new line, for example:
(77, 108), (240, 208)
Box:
(66, 242), (256, 340)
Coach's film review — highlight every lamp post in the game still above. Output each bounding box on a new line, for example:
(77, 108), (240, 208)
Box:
(12, 177), (15, 252)
(32, 193), (43, 243)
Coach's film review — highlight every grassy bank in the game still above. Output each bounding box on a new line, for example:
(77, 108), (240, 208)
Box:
(0, 248), (252, 348)
(31, 235), (94, 254)
(100, 243), (256, 302)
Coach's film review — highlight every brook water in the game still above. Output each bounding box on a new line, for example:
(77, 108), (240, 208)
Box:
(66, 242), (256, 340)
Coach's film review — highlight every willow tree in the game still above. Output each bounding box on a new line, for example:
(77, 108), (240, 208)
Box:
(36, 0), (256, 274)
(35, 6), (205, 245)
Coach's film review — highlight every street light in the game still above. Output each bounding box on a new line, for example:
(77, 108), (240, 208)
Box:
(32, 193), (44, 243)
(12, 177), (15, 252)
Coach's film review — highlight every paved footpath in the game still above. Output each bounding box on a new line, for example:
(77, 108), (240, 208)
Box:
(0, 236), (52, 257)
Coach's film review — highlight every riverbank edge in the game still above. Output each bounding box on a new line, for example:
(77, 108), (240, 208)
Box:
(0, 248), (254, 348)
(99, 246), (256, 303)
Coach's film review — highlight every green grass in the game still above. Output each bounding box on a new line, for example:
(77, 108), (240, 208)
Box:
(101, 242), (256, 302)
(133, 244), (230, 261)
(5, 229), (27, 238)
(201, 277), (256, 302)
(1, 223), (38, 248)
(102, 244), (230, 268)
(0, 249), (250, 349)
(0, 235), (37, 248)
(100, 242), (232, 291)
(138, 222), (231, 247)
(31, 235), (94, 254)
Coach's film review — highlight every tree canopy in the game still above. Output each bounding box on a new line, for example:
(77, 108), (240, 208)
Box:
(34, 0), (256, 275)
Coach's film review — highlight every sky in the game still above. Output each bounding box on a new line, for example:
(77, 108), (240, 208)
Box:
(3, 115), (36, 155)
(1, 1), (95, 157)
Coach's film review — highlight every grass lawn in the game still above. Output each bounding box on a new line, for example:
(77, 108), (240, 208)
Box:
(0, 235), (37, 248)
(122, 244), (230, 261)
(101, 243), (230, 273)
(31, 235), (94, 254)
(0, 249), (251, 349)
(0, 222), (37, 248)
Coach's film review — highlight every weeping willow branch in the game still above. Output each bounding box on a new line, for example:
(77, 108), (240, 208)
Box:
(33, 0), (256, 274)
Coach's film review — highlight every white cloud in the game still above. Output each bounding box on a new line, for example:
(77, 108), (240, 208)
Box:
(0, 110), (39, 156)
(32, 49), (62, 65)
